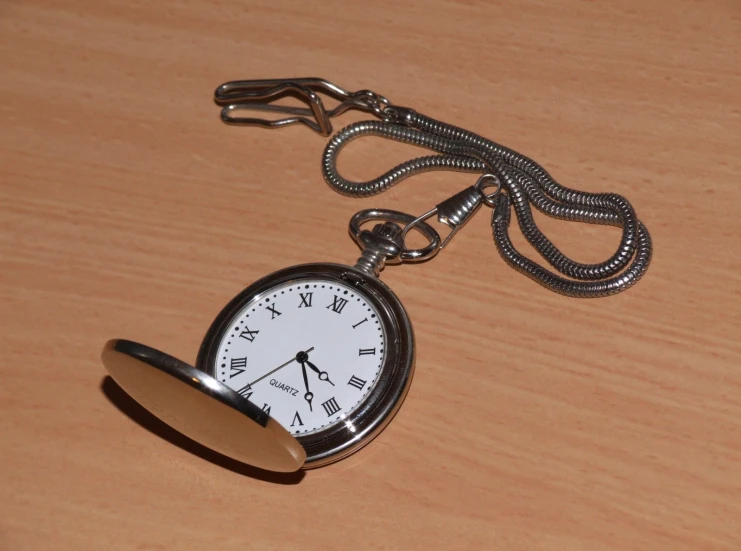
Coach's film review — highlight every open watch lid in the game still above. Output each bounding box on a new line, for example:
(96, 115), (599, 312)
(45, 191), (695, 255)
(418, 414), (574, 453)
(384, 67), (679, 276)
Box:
(101, 339), (306, 472)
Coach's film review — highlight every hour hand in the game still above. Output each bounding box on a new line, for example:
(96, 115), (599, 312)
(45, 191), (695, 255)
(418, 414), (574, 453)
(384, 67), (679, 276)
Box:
(306, 360), (335, 386)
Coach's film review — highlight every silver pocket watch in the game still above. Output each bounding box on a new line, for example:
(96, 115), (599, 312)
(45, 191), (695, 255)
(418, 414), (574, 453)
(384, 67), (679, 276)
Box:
(103, 210), (441, 472)
(102, 78), (652, 473)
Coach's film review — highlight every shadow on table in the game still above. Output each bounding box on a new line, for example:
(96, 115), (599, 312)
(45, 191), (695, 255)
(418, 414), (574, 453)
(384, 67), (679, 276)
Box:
(100, 376), (305, 485)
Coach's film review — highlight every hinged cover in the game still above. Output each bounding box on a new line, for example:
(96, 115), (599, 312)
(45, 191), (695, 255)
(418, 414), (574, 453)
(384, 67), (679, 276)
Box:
(101, 339), (306, 472)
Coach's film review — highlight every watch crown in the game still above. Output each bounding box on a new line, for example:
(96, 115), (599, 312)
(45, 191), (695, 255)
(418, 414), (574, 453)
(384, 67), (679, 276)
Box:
(373, 221), (402, 242)
(354, 222), (404, 277)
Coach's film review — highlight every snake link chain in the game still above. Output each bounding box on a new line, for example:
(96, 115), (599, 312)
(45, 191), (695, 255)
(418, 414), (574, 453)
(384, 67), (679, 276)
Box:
(216, 79), (652, 298)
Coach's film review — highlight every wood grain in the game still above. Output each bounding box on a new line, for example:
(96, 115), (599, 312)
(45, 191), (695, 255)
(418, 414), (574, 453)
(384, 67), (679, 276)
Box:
(2, 1), (740, 549)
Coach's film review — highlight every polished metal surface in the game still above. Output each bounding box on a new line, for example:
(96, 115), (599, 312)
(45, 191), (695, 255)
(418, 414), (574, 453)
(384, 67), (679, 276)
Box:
(101, 339), (306, 472)
(196, 263), (415, 468)
(215, 78), (652, 298)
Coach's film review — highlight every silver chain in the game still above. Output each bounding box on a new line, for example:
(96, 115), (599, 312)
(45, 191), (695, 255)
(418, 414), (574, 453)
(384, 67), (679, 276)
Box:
(215, 78), (652, 298)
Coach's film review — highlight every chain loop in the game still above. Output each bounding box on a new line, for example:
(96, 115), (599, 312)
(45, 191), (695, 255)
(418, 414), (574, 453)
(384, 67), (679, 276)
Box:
(320, 107), (652, 298)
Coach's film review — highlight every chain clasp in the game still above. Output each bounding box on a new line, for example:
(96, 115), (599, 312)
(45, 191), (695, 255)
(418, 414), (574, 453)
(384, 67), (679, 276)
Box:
(214, 78), (393, 136)
(401, 174), (502, 251)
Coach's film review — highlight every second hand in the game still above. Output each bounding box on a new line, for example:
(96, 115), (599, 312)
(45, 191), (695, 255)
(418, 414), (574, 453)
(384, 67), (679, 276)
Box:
(248, 347), (315, 387)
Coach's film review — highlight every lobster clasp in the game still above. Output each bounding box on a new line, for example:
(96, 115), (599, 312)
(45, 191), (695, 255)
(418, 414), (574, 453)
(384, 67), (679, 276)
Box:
(401, 174), (502, 251)
(214, 78), (391, 136)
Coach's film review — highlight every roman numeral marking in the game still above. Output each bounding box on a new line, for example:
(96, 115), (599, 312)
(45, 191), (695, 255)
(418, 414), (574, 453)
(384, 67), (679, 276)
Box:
(299, 292), (313, 308)
(262, 403), (271, 416)
(347, 375), (367, 390)
(321, 397), (341, 417)
(359, 348), (376, 356)
(352, 318), (368, 329)
(239, 327), (259, 342)
(230, 357), (247, 378)
(291, 411), (304, 427)
(266, 303), (281, 319)
(327, 295), (349, 314)
(236, 383), (253, 400)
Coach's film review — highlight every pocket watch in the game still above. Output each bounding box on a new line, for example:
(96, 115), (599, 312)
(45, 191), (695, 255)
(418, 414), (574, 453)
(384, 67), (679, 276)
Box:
(103, 210), (441, 472)
(102, 77), (652, 473)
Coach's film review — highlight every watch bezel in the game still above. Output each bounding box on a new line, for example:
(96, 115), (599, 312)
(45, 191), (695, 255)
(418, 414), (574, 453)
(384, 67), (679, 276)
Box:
(196, 263), (415, 468)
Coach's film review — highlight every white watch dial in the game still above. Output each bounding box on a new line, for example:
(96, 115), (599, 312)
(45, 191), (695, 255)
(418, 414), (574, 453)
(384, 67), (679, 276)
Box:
(215, 278), (386, 436)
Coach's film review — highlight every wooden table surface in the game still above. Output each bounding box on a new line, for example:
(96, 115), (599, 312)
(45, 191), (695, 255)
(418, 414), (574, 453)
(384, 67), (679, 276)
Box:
(2, 1), (740, 549)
